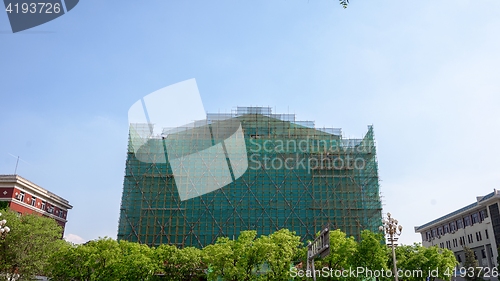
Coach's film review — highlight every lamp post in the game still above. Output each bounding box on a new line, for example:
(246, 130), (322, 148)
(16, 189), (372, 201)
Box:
(379, 212), (402, 281)
(0, 212), (11, 237)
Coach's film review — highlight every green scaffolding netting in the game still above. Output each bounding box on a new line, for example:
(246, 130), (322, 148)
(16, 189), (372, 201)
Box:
(118, 107), (382, 248)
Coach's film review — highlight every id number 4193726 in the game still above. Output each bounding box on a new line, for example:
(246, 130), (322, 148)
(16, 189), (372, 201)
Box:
(6, 3), (61, 14)
(450, 267), (499, 278)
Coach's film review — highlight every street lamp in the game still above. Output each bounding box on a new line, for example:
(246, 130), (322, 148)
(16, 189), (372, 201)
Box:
(379, 212), (402, 281)
(0, 213), (11, 236)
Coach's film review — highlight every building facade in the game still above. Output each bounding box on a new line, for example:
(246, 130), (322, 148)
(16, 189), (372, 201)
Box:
(118, 107), (382, 247)
(415, 190), (500, 269)
(0, 174), (72, 234)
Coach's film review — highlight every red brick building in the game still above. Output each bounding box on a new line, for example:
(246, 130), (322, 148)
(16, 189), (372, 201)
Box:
(0, 174), (72, 234)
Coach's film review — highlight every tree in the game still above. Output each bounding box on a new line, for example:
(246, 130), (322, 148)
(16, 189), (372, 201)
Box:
(80, 238), (124, 280)
(49, 238), (157, 281)
(294, 229), (387, 281)
(0, 209), (66, 280)
(463, 246), (482, 281)
(353, 230), (389, 281)
(203, 230), (265, 281)
(49, 241), (95, 281)
(311, 229), (358, 281)
(423, 246), (457, 281)
(263, 229), (302, 281)
(394, 244), (425, 281)
(116, 240), (156, 280)
(156, 244), (205, 281)
(203, 237), (238, 281)
(396, 244), (457, 281)
(231, 230), (268, 280)
(203, 229), (302, 281)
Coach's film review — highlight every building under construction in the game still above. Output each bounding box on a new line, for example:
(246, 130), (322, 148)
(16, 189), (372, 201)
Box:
(117, 107), (382, 247)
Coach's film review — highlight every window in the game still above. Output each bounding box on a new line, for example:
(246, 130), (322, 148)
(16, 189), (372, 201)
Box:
(18, 191), (25, 202)
(31, 197), (36, 207)
(482, 249), (486, 259)
(453, 238), (458, 247)
(41, 201), (46, 211)
(464, 216), (471, 227)
(457, 254), (462, 263)
(480, 209), (488, 220)
(58, 210), (65, 218)
(460, 236), (465, 245)
(444, 225), (449, 234)
(467, 234), (473, 244)
(457, 219), (464, 229)
(485, 229), (489, 239)
(450, 221), (457, 231)
(446, 241), (451, 248)
(438, 227), (444, 236)
(47, 205), (53, 214)
(432, 229), (437, 237)
(472, 213), (479, 224)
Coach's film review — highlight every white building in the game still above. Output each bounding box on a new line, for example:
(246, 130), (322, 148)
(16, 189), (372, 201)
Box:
(415, 190), (500, 268)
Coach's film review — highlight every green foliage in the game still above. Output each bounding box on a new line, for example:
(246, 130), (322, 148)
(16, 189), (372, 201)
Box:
(0, 209), (65, 280)
(263, 229), (302, 281)
(294, 230), (388, 281)
(354, 230), (389, 274)
(50, 238), (121, 281)
(317, 229), (357, 279)
(49, 238), (157, 281)
(203, 229), (301, 281)
(203, 237), (238, 280)
(156, 244), (205, 281)
(117, 240), (156, 280)
(396, 244), (457, 281)
(0, 215), (459, 281)
(49, 242), (92, 281)
(203, 231), (261, 280)
(463, 246), (482, 281)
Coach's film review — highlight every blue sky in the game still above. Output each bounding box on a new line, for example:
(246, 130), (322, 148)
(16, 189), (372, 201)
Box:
(1, 1), (499, 245)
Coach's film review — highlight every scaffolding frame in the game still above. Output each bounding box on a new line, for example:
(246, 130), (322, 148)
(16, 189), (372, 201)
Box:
(118, 107), (382, 248)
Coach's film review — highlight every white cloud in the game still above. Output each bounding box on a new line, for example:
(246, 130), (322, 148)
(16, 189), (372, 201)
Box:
(64, 233), (86, 244)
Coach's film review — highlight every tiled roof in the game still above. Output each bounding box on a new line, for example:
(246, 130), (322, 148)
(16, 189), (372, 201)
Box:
(415, 191), (495, 231)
